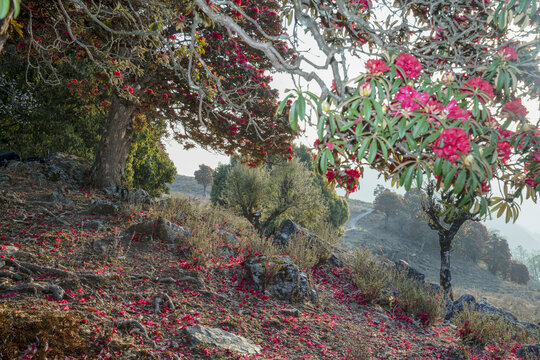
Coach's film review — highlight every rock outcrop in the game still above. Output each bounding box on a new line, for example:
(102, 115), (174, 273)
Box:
(244, 255), (317, 304)
(184, 325), (261, 354)
(125, 217), (190, 244)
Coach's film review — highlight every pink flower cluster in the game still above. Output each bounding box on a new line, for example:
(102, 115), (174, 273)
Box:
(393, 85), (429, 113)
(503, 98), (527, 117)
(326, 168), (362, 193)
(498, 47), (518, 60)
(395, 53), (422, 80)
(365, 59), (390, 76)
(460, 77), (494, 103)
(433, 128), (471, 162)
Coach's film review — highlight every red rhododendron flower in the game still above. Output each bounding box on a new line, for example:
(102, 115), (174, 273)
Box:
(445, 100), (471, 124)
(480, 181), (490, 193)
(460, 77), (494, 103)
(498, 47), (518, 60)
(497, 141), (511, 163)
(345, 168), (362, 179)
(113, 71), (122, 77)
(433, 128), (471, 162)
(393, 85), (429, 113)
(395, 53), (422, 80)
(365, 59), (390, 76)
(326, 170), (335, 182)
(503, 98), (527, 117)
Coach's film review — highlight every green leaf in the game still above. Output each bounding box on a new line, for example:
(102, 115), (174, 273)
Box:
(444, 169), (455, 192)
(329, 115), (337, 135)
(276, 93), (294, 115)
(320, 149), (328, 173)
(317, 116), (325, 140)
(472, 97), (479, 118)
(0, 0), (9, 19)
(416, 167), (423, 188)
(326, 148), (334, 165)
(357, 137), (371, 159)
(404, 165), (415, 191)
(398, 118), (407, 138)
(442, 159), (452, 175)
(421, 131), (440, 151)
(289, 102), (298, 131)
(362, 98), (372, 120)
(453, 171), (467, 194)
(12, 0), (19, 18)
(378, 139), (388, 161)
(297, 93), (306, 121)
(339, 121), (355, 132)
(434, 157), (443, 176)
(372, 100), (383, 122)
(367, 139), (378, 164)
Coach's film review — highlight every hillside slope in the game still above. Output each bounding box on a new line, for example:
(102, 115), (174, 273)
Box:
(342, 205), (540, 324)
(0, 162), (537, 359)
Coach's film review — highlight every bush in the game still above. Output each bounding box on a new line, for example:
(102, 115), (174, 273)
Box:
(455, 308), (534, 350)
(348, 247), (443, 324)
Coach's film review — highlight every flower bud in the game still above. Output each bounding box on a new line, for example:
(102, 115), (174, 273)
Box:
(441, 71), (455, 83)
(322, 101), (331, 113)
(463, 154), (474, 167)
(359, 82), (372, 97)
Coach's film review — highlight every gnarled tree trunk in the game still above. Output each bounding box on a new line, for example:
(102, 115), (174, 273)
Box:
(89, 93), (136, 188)
(439, 238), (453, 298)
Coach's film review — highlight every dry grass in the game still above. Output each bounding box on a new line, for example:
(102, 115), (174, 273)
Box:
(348, 247), (444, 324)
(455, 308), (538, 349)
(0, 306), (89, 359)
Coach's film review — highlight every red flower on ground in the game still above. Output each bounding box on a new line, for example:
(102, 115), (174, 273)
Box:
(366, 59), (390, 76)
(433, 128), (471, 162)
(503, 98), (527, 117)
(394, 53), (422, 80)
(460, 77), (494, 103)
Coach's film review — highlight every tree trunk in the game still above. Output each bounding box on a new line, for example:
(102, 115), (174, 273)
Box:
(89, 94), (136, 188)
(0, 7), (14, 53)
(439, 238), (453, 300)
(202, 184), (207, 197)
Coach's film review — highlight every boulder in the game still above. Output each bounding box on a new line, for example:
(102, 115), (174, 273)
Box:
(184, 325), (261, 354)
(244, 255), (317, 304)
(474, 299), (518, 323)
(86, 200), (121, 216)
(48, 191), (74, 206)
(43, 153), (89, 185)
(104, 185), (153, 205)
(394, 259), (425, 283)
(124, 217), (190, 244)
(445, 294), (476, 320)
(517, 344), (540, 359)
(272, 219), (343, 267)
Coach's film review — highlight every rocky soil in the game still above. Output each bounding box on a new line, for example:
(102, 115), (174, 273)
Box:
(0, 161), (536, 359)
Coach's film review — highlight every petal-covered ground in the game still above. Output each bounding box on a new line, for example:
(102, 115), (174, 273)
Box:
(0, 168), (529, 359)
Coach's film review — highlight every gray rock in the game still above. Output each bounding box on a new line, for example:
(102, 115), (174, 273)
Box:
(124, 217), (190, 244)
(84, 219), (105, 232)
(184, 325), (261, 354)
(92, 239), (108, 255)
(44, 153), (89, 185)
(517, 344), (540, 359)
(244, 255), (317, 304)
(272, 219), (343, 267)
(216, 230), (240, 246)
(474, 299), (518, 323)
(48, 191), (74, 206)
(87, 200), (121, 216)
(394, 259), (425, 283)
(104, 186), (153, 205)
(220, 246), (235, 258)
(446, 294), (476, 320)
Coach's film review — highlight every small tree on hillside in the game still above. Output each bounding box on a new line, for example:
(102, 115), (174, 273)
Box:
(194, 164), (213, 197)
(222, 160), (325, 235)
(373, 190), (404, 226)
(483, 232), (512, 276)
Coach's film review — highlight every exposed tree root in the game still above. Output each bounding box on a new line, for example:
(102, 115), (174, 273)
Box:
(114, 319), (151, 341)
(154, 293), (175, 314)
(0, 282), (66, 300)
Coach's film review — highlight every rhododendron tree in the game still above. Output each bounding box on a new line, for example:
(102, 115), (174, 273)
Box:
(7, 0), (295, 188)
(194, 164), (214, 197)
